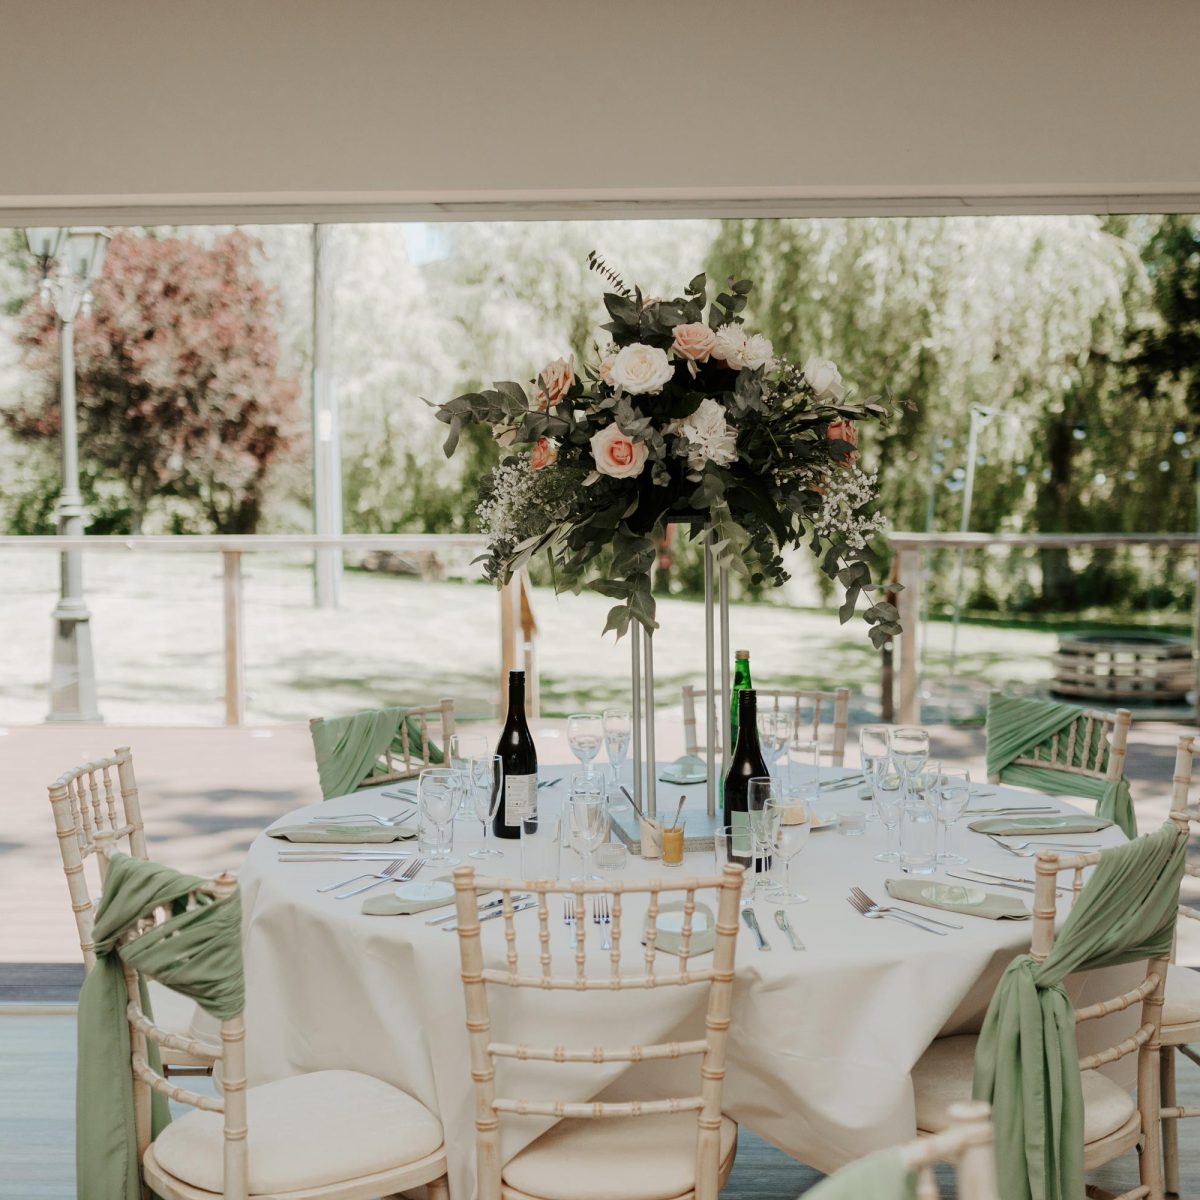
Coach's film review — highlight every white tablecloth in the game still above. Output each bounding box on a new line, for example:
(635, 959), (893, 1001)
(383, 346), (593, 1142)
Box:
(237, 770), (1137, 1200)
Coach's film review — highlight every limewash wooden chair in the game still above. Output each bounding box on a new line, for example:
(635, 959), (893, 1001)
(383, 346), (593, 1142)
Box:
(805, 1100), (998, 1200)
(48, 747), (217, 1074)
(308, 698), (455, 798)
(911, 816), (1190, 1200)
(87, 848), (452, 1200)
(681, 684), (850, 764)
(451, 864), (745, 1200)
(1158, 735), (1200, 1195)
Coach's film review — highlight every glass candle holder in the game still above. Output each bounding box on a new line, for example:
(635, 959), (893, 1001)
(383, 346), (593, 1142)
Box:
(661, 823), (685, 867)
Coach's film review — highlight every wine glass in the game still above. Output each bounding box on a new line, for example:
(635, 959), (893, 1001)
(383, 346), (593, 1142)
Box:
(888, 727), (929, 795)
(567, 713), (603, 779)
(418, 767), (461, 863)
(468, 754), (504, 859)
(870, 757), (903, 863)
(757, 709), (792, 781)
(859, 724), (891, 786)
(602, 707), (632, 786)
(450, 733), (488, 814)
(767, 792), (811, 904)
(567, 780), (608, 881)
(747, 777), (782, 897)
(934, 769), (972, 864)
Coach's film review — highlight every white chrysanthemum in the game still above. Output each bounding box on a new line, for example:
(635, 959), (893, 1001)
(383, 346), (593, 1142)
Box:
(677, 398), (738, 472)
(712, 324), (774, 371)
(609, 343), (674, 395)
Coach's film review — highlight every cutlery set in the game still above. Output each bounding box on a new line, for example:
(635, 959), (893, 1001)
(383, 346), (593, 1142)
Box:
(846, 887), (960, 935)
(740, 905), (805, 951)
(316, 857), (428, 898)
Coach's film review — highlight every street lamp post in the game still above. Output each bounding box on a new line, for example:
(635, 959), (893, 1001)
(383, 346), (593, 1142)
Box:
(26, 226), (111, 722)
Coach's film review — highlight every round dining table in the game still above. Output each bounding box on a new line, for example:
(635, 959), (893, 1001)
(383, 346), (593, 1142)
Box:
(237, 766), (1139, 1200)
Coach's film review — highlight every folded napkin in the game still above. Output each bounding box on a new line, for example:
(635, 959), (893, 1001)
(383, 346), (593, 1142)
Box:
(886, 878), (1030, 920)
(644, 900), (716, 957)
(267, 823), (419, 844)
(659, 754), (707, 785)
(967, 814), (1112, 836)
(361, 877), (458, 916)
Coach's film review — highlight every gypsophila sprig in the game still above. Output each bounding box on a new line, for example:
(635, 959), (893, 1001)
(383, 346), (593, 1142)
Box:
(435, 258), (904, 647)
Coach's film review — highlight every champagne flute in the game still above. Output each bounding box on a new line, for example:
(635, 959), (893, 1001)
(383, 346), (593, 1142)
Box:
(870, 757), (903, 863)
(767, 792), (811, 904)
(747, 776), (782, 898)
(468, 754), (504, 859)
(602, 707), (632, 786)
(934, 769), (971, 864)
(568, 781), (608, 881)
(567, 713), (603, 779)
(418, 767), (461, 863)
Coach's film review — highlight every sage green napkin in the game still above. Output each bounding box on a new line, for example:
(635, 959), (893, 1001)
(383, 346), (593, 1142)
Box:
(968, 814), (1112, 836)
(267, 822), (418, 843)
(804, 1147), (916, 1200)
(361, 876), (459, 915)
(886, 877), (1031, 920)
(644, 900), (716, 957)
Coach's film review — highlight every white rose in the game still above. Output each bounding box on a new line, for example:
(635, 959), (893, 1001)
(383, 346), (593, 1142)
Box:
(590, 424), (649, 479)
(711, 325), (774, 371)
(802, 355), (845, 402)
(609, 343), (674, 395)
(677, 398), (738, 472)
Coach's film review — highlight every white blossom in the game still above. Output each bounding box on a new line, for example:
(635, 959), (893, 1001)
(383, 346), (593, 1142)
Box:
(676, 398), (738, 472)
(713, 324), (775, 371)
(811, 465), (888, 550)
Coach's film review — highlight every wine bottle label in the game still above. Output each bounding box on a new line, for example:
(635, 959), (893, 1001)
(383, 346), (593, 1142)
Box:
(505, 773), (537, 824)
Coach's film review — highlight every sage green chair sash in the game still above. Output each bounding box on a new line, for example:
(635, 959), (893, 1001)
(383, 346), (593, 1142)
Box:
(986, 694), (1136, 839)
(310, 706), (445, 800)
(76, 853), (244, 1200)
(971, 822), (1186, 1200)
(804, 1147), (915, 1200)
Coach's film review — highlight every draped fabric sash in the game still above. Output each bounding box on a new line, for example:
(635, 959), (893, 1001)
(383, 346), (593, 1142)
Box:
(76, 853), (244, 1200)
(972, 823), (1186, 1200)
(309, 706), (445, 800)
(804, 1147), (916, 1200)
(985, 694), (1136, 839)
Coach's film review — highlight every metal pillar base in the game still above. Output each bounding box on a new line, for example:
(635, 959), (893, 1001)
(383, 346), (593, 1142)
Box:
(48, 605), (100, 722)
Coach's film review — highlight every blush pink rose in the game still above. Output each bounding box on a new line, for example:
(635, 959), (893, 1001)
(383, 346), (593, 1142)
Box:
(826, 418), (859, 464)
(533, 355), (575, 411)
(530, 437), (558, 470)
(590, 424), (648, 479)
(672, 322), (717, 363)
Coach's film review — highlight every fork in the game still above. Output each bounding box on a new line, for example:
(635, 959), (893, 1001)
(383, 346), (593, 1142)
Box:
(591, 895), (612, 950)
(331, 860), (407, 898)
(318, 859), (404, 893)
(311, 812), (413, 826)
(988, 835), (1101, 857)
(563, 898), (577, 949)
(848, 887), (958, 934)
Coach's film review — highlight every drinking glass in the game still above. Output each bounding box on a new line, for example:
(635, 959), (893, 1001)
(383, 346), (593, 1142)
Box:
(602, 707), (632, 786)
(859, 724), (891, 788)
(449, 733), (488, 816)
(747, 777), (782, 897)
(567, 713), (604, 779)
(889, 727), (930, 793)
(757, 709), (792, 780)
(567, 782), (608, 880)
(467, 754), (504, 859)
(418, 767), (461, 862)
(934, 769), (972, 864)
(899, 788), (937, 876)
(870, 758), (903, 863)
(767, 792), (811, 904)
(714, 824), (754, 873)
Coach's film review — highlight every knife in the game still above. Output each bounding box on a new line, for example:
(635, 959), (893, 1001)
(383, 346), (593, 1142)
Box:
(426, 894), (530, 926)
(774, 908), (804, 951)
(965, 806), (1057, 815)
(442, 898), (538, 931)
(741, 906), (770, 950)
(959, 866), (1066, 892)
(820, 774), (865, 792)
(945, 871), (1037, 894)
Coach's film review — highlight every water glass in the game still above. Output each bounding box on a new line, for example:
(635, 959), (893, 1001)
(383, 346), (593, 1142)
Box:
(568, 780), (608, 880)
(567, 713), (604, 778)
(747, 777), (782, 896)
(757, 709), (792, 779)
(934, 770), (972, 864)
(714, 824), (754, 873)
(596, 841), (629, 873)
(859, 724), (891, 790)
(766, 796), (811, 904)
(899, 792), (937, 876)
(418, 767), (462, 863)
(602, 707), (632, 786)
(468, 754), (504, 859)
(870, 759), (903, 863)
(889, 727), (929, 791)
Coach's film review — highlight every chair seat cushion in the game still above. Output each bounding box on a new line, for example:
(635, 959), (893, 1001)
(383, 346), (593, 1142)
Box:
(152, 1069), (443, 1194)
(501, 1111), (736, 1200)
(912, 1035), (1135, 1145)
(1164, 964), (1200, 1029)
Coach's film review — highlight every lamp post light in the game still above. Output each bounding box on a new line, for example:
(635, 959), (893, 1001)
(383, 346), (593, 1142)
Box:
(26, 226), (111, 722)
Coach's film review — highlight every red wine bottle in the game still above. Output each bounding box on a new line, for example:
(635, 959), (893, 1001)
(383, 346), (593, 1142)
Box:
(494, 670), (537, 839)
(722, 688), (769, 839)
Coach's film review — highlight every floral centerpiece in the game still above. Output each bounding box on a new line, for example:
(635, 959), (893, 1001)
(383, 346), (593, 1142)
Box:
(435, 258), (902, 646)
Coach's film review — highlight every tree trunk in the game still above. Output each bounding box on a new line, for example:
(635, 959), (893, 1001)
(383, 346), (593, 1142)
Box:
(1035, 410), (1079, 610)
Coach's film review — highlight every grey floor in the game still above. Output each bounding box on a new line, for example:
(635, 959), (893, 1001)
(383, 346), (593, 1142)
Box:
(3, 1013), (1197, 1199)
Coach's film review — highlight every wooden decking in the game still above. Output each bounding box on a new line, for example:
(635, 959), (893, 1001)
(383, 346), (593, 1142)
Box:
(2, 1011), (1196, 1199)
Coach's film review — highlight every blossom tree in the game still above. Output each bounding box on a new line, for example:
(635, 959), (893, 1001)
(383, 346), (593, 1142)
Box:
(9, 230), (302, 533)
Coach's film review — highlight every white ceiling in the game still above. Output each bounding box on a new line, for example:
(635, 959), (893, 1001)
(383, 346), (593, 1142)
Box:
(3, 0), (1199, 223)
